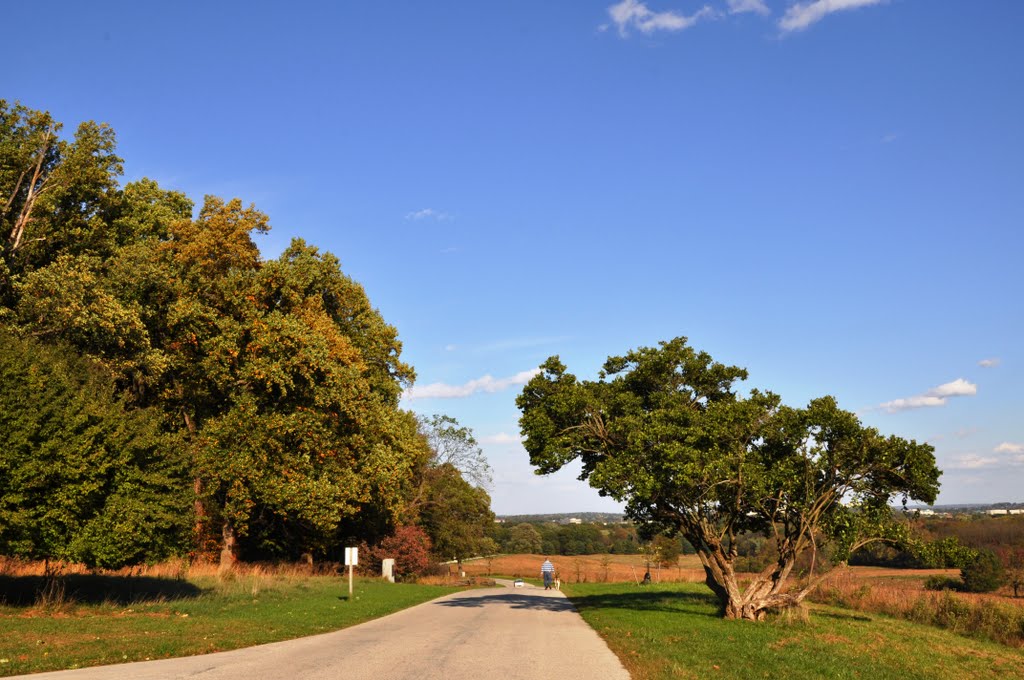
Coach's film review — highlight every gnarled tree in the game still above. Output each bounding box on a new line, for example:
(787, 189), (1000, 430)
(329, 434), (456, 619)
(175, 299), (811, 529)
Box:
(517, 337), (940, 620)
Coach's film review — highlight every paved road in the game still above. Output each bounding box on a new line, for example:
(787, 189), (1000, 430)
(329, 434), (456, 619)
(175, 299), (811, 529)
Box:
(19, 580), (630, 680)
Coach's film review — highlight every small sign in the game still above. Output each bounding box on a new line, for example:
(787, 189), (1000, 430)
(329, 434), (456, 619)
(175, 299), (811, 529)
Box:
(344, 547), (359, 566)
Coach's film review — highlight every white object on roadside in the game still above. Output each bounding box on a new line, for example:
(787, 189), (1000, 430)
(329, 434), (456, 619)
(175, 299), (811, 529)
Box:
(514, 579), (525, 588)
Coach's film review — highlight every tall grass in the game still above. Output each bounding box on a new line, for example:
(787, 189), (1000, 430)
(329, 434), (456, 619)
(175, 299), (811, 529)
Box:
(812, 570), (1024, 648)
(462, 553), (707, 584)
(0, 556), (344, 609)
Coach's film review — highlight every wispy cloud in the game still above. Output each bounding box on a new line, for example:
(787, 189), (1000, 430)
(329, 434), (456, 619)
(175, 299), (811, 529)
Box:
(878, 378), (977, 413)
(995, 442), (1024, 455)
(405, 208), (452, 221)
(779, 0), (886, 33)
(948, 454), (1000, 470)
(928, 427), (979, 443)
(978, 357), (1001, 368)
(881, 133), (899, 144)
(606, 0), (715, 37)
(403, 368), (541, 401)
(728, 0), (770, 15)
(480, 432), (525, 446)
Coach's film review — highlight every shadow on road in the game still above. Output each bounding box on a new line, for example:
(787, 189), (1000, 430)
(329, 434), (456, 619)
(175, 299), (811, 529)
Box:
(568, 588), (722, 618)
(435, 591), (577, 612)
(0, 574), (204, 606)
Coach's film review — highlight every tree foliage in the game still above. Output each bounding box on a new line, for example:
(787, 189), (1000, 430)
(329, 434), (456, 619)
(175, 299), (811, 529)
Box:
(362, 525), (434, 580)
(0, 332), (188, 568)
(517, 337), (940, 620)
(0, 101), (454, 568)
(418, 414), (492, 489)
(961, 550), (1006, 593)
(418, 465), (495, 563)
(507, 523), (543, 554)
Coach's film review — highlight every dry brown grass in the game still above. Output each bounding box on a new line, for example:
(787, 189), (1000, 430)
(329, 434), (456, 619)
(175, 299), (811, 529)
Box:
(462, 553), (708, 584)
(0, 556), (337, 582)
(812, 566), (1024, 648)
(827, 566), (1024, 608)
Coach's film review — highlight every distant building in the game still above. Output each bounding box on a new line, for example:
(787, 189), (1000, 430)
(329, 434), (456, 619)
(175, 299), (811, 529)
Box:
(988, 509), (1009, 516)
(567, 518), (582, 525)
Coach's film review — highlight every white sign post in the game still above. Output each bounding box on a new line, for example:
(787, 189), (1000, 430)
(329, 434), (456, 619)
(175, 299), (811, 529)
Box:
(344, 547), (358, 599)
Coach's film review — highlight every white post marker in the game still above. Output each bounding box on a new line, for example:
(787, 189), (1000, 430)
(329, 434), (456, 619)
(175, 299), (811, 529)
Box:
(344, 547), (358, 599)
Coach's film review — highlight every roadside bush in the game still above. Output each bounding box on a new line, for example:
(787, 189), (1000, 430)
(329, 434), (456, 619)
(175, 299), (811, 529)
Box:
(961, 550), (1006, 593)
(360, 526), (433, 581)
(924, 575), (960, 591)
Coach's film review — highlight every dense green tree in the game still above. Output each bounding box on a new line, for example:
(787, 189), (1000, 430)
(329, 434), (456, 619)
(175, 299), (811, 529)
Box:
(0, 332), (188, 568)
(418, 464), (496, 564)
(507, 523), (543, 554)
(0, 100), (123, 278)
(1, 102), (428, 568)
(961, 550), (1006, 593)
(518, 337), (940, 620)
(558, 523), (606, 555)
(649, 534), (681, 567)
(174, 233), (422, 565)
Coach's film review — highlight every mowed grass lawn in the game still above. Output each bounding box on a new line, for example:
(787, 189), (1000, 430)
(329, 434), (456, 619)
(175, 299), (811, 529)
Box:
(0, 573), (453, 677)
(564, 582), (1024, 680)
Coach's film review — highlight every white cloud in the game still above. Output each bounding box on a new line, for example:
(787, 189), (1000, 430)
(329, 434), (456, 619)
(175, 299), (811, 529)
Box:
(878, 378), (977, 413)
(607, 0), (715, 37)
(948, 454), (1000, 470)
(403, 368), (542, 401)
(480, 432), (525, 446)
(444, 344), (458, 352)
(928, 378), (978, 398)
(881, 133), (899, 144)
(728, 0), (770, 15)
(978, 358), (1001, 368)
(995, 442), (1024, 455)
(405, 208), (451, 221)
(779, 0), (885, 33)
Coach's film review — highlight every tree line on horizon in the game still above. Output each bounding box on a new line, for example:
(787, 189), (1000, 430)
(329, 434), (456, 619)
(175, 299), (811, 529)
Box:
(0, 100), (494, 571)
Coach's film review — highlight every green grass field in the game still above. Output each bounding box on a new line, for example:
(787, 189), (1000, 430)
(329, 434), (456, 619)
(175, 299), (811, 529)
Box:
(563, 582), (1024, 680)
(0, 573), (452, 677)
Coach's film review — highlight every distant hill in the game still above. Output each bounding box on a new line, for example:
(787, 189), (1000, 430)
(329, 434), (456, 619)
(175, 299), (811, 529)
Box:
(907, 502), (1024, 513)
(497, 512), (626, 524)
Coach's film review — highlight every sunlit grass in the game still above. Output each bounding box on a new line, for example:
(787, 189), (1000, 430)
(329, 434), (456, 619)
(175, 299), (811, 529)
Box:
(563, 582), (1024, 680)
(0, 570), (453, 677)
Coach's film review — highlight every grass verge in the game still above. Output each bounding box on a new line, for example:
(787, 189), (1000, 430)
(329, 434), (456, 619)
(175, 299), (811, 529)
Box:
(563, 582), (1024, 680)
(0, 573), (452, 677)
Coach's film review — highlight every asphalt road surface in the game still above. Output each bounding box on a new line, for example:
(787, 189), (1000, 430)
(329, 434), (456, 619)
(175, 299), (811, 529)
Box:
(19, 580), (631, 680)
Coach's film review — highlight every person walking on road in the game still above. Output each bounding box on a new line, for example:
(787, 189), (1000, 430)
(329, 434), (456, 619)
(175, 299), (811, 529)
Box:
(541, 557), (555, 590)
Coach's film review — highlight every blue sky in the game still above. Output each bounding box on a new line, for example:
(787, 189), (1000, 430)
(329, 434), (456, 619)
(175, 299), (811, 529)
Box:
(5, 0), (1022, 513)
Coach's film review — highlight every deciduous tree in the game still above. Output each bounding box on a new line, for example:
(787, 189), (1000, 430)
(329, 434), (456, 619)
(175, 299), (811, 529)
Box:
(508, 523), (543, 554)
(517, 337), (940, 620)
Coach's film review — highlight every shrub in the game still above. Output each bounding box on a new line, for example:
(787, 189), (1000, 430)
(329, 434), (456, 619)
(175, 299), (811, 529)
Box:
(961, 550), (1006, 593)
(924, 575), (959, 591)
(362, 526), (433, 581)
